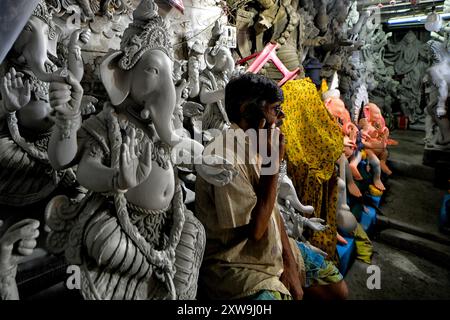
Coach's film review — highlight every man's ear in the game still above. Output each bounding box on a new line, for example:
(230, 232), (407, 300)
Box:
(100, 51), (131, 106)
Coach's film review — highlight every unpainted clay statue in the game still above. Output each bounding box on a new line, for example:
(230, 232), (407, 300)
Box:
(61, 0), (130, 21)
(422, 38), (450, 148)
(328, 0), (353, 44)
(359, 102), (397, 191)
(278, 161), (314, 216)
(298, 2), (323, 63)
(428, 40), (450, 118)
(0, 0), (90, 207)
(173, 49), (205, 145)
(235, 8), (256, 59)
(199, 26), (235, 138)
(278, 199), (329, 257)
(187, 40), (204, 99)
(0, 219), (40, 300)
(347, 9), (372, 44)
(264, 0), (303, 80)
(336, 154), (358, 235)
(45, 0), (211, 300)
(360, 23), (398, 119)
(344, 0), (359, 33)
(252, 0), (277, 53)
(312, 0), (355, 54)
(315, 0), (329, 34)
(385, 31), (431, 123)
(339, 6), (383, 116)
(320, 53), (343, 80)
(423, 73), (450, 147)
(277, 161), (328, 257)
(423, 75), (438, 146)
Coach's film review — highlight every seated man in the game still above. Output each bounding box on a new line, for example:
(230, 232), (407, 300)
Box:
(195, 73), (348, 300)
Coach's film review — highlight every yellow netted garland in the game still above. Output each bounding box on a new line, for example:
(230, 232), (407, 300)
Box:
(280, 78), (344, 262)
(281, 78), (343, 183)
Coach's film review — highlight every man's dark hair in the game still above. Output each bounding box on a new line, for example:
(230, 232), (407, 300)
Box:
(225, 73), (284, 123)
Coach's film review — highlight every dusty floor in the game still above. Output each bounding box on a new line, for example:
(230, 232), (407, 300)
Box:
(346, 241), (450, 299)
(382, 176), (446, 236)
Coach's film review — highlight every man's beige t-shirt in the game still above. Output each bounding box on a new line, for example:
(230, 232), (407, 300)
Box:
(195, 123), (291, 299)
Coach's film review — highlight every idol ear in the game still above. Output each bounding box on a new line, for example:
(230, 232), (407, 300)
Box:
(363, 105), (370, 120)
(100, 51), (131, 106)
(204, 47), (217, 70)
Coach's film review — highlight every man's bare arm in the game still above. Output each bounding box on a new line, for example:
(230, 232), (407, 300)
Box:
(250, 173), (279, 240)
(250, 124), (285, 240)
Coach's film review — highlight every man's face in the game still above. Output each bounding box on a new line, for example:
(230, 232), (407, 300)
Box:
(263, 101), (285, 128)
(240, 99), (284, 129)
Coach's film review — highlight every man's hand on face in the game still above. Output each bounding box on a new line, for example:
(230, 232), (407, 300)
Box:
(258, 119), (286, 168)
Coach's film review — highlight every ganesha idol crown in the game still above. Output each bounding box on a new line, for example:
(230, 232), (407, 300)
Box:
(32, 0), (57, 39)
(322, 71), (341, 101)
(118, 0), (173, 70)
(33, 0), (52, 25)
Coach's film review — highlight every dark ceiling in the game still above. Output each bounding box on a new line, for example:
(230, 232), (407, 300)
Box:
(357, 0), (446, 23)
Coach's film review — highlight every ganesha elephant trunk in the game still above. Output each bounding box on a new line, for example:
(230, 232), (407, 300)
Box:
(23, 50), (66, 83)
(279, 175), (315, 215)
(144, 89), (180, 147)
(145, 97), (204, 165)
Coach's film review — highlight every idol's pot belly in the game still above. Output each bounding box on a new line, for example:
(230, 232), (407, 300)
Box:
(125, 162), (175, 210)
(16, 100), (54, 133)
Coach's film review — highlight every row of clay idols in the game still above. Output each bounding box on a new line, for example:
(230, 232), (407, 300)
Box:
(321, 77), (397, 238)
(0, 2), (93, 210)
(0, 0), (221, 300)
(0, 0), (324, 300)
